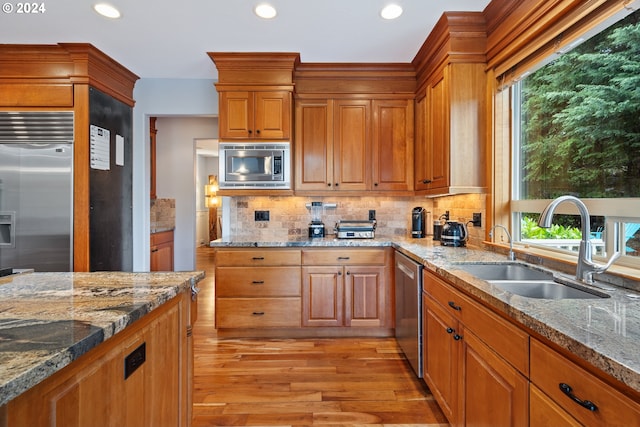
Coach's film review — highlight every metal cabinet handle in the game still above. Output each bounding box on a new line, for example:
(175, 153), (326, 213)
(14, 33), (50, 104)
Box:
(252, 280), (265, 284)
(335, 183), (339, 187)
(327, 183), (332, 187)
(248, 130), (252, 134)
(252, 257), (265, 260)
(337, 257), (350, 260)
(453, 334), (462, 341)
(559, 383), (598, 412)
(422, 179), (432, 184)
(448, 301), (462, 311)
(252, 311), (265, 316)
(190, 277), (200, 301)
(446, 327), (454, 334)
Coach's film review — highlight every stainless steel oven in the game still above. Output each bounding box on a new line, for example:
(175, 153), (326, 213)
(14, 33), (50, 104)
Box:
(219, 142), (290, 189)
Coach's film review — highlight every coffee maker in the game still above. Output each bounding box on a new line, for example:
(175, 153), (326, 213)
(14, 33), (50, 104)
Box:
(308, 202), (325, 238)
(411, 207), (426, 238)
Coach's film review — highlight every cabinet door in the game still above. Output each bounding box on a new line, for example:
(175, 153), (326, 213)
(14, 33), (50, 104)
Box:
(219, 91), (252, 139)
(294, 99), (334, 191)
(414, 92), (430, 191)
(344, 265), (386, 327)
(254, 91), (290, 139)
(423, 293), (459, 424)
(371, 99), (414, 191)
(302, 266), (344, 327)
(530, 384), (582, 427)
(333, 100), (370, 191)
(427, 73), (449, 191)
(461, 328), (529, 427)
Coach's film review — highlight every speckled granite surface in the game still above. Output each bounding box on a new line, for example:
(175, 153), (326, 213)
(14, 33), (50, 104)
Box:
(0, 271), (204, 406)
(211, 235), (640, 394)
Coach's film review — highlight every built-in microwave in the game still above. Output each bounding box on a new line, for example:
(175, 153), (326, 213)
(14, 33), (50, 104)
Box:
(218, 142), (291, 189)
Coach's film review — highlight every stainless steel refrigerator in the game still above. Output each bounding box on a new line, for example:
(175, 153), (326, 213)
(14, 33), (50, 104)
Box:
(0, 112), (73, 272)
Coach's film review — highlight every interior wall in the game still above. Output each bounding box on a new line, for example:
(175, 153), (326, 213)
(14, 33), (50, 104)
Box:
(155, 116), (217, 271)
(131, 78), (218, 271)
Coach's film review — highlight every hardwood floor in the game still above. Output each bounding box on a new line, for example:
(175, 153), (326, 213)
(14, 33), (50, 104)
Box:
(192, 246), (448, 426)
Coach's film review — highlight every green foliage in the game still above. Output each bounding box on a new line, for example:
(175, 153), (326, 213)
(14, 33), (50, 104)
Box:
(519, 9), (640, 198)
(521, 216), (583, 239)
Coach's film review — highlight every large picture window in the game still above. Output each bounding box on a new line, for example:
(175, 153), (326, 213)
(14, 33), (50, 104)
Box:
(511, 7), (640, 265)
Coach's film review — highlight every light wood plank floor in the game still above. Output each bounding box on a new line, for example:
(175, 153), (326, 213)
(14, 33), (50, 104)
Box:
(192, 246), (448, 426)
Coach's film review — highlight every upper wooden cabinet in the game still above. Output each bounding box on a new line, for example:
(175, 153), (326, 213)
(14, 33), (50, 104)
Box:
(208, 52), (299, 141)
(412, 13), (488, 196)
(219, 90), (291, 139)
(294, 63), (415, 195)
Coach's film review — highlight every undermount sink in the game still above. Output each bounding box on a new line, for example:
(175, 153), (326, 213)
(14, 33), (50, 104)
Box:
(456, 263), (553, 281)
(490, 280), (608, 299)
(455, 263), (609, 299)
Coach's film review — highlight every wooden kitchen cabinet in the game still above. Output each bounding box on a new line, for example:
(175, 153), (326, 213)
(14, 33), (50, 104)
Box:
(301, 248), (391, 329)
(219, 90), (291, 140)
(414, 63), (486, 195)
(294, 97), (413, 194)
(5, 291), (192, 427)
(422, 269), (529, 427)
(214, 249), (302, 329)
(150, 229), (174, 271)
(413, 13), (487, 196)
(208, 52), (299, 141)
(530, 338), (640, 427)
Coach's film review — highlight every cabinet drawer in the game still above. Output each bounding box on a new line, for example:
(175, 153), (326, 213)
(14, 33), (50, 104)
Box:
(216, 298), (301, 328)
(215, 249), (301, 266)
(216, 267), (301, 297)
(531, 338), (640, 427)
(151, 230), (174, 245)
(424, 270), (529, 375)
(302, 249), (386, 265)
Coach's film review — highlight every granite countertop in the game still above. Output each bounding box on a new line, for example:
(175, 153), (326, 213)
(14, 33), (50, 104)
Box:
(211, 235), (640, 394)
(0, 271), (204, 406)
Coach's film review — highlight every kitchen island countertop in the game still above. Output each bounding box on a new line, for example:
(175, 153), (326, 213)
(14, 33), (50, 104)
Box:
(211, 235), (640, 394)
(0, 271), (204, 406)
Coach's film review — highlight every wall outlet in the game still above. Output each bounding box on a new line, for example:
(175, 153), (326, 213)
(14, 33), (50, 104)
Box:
(369, 210), (376, 221)
(472, 213), (482, 227)
(254, 210), (270, 221)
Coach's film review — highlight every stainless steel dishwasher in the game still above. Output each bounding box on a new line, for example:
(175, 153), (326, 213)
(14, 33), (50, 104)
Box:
(394, 251), (423, 378)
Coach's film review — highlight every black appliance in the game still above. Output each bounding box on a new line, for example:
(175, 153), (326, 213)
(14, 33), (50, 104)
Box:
(440, 221), (468, 247)
(308, 202), (325, 238)
(411, 207), (426, 238)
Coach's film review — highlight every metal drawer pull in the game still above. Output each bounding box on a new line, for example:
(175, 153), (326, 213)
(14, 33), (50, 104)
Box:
(448, 301), (462, 311)
(559, 383), (598, 412)
(252, 311), (265, 316)
(252, 257), (265, 260)
(453, 334), (462, 341)
(252, 280), (265, 284)
(337, 256), (350, 260)
(446, 327), (454, 334)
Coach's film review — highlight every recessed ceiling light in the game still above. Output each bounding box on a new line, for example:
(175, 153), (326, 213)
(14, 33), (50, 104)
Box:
(94, 3), (121, 19)
(381, 4), (403, 20)
(254, 3), (277, 19)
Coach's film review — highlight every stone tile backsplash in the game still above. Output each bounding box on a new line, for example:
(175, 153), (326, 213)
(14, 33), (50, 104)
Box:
(150, 198), (176, 233)
(226, 193), (487, 246)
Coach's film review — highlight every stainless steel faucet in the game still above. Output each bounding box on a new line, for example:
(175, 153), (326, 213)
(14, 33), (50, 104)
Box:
(538, 195), (620, 284)
(489, 225), (515, 261)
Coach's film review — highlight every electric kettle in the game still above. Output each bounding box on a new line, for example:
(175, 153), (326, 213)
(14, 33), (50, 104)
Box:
(440, 221), (468, 247)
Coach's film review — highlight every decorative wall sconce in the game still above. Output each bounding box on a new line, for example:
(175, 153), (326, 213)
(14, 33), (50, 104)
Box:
(205, 176), (219, 208)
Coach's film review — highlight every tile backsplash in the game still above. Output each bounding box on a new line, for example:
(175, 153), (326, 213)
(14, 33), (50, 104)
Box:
(225, 193), (487, 246)
(150, 198), (176, 233)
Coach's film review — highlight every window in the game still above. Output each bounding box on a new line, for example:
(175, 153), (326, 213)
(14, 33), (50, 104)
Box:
(510, 7), (640, 267)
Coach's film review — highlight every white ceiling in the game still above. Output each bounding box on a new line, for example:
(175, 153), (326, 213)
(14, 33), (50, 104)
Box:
(2, 0), (490, 80)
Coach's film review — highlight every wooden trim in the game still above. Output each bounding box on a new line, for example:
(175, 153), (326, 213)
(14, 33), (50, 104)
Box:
(208, 52), (300, 86)
(294, 63), (416, 95)
(485, 0), (628, 82)
(412, 12), (487, 91)
(73, 84), (90, 272)
(0, 44), (138, 107)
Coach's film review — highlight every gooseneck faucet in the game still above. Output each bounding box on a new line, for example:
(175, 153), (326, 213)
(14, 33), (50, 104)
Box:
(538, 195), (620, 284)
(489, 225), (515, 261)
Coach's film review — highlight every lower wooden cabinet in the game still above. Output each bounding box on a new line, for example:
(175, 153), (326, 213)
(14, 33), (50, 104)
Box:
(150, 230), (174, 271)
(422, 269), (528, 427)
(213, 247), (392, 336)
(530, 338), (640, 427)
(4, 291), (192, 427)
